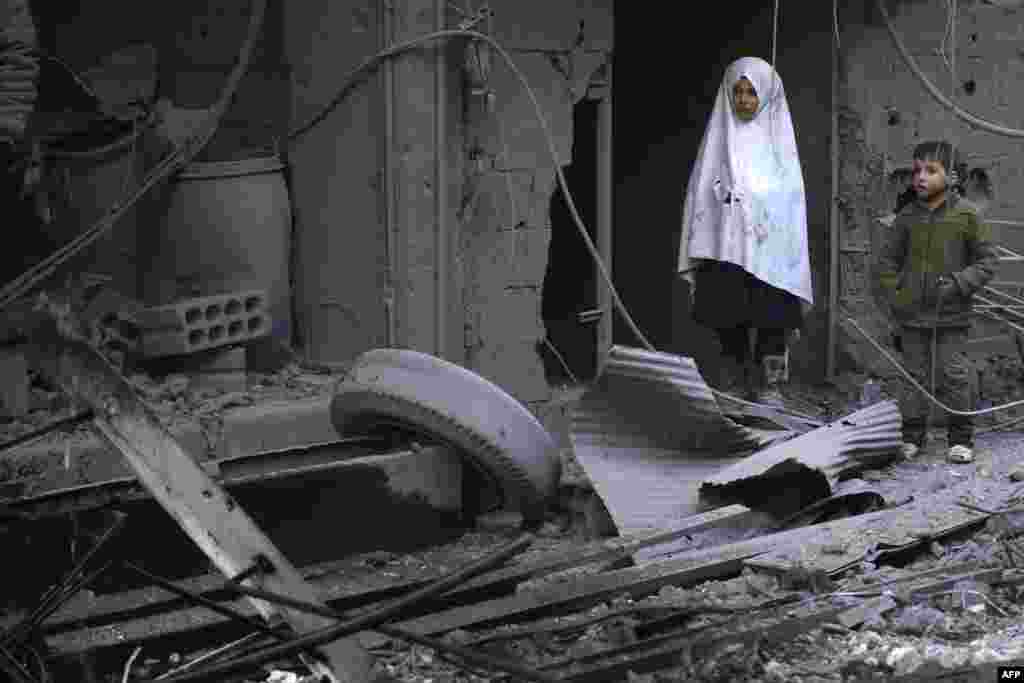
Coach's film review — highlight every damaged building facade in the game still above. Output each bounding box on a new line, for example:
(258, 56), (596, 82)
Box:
(8, 1), (1024, 437)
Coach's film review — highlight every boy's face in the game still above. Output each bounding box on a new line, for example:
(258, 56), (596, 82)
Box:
(912, 158), (948, 203)
(732, 77), (759, 122)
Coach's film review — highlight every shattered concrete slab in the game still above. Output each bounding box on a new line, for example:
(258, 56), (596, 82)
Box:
(699, 400), (904, 518)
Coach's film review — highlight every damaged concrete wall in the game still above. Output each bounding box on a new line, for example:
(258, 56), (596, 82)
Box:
(836, 1), (1024, 398)
(454, 0), (612, 403)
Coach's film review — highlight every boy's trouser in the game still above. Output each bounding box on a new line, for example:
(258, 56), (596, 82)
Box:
(899, 325), (975, 447)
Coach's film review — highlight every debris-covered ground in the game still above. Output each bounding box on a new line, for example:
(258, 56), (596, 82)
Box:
(4, 357), (1024, 682)
(74, 426), (1024, 683)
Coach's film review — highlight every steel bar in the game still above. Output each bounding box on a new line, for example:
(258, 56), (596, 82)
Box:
(122, 562), (292, 642)
(2, 512), (125, 648)
(0, 644), (38, 683)
(156, 533), (535, 683)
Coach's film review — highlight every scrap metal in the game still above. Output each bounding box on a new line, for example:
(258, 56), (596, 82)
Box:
(26, 302), (374, 683)
(569, 345), (795, 540)
(700, 400), (904, 517)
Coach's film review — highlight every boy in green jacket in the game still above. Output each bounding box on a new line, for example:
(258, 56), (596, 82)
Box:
(878, 141), (999, 464)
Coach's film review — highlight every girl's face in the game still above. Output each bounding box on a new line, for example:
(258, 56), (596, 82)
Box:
(732, 77), (759, 122)
(912, 158), (948, 202)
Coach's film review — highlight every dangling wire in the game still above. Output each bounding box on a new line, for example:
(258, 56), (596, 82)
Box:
(833, 0), (841, 51)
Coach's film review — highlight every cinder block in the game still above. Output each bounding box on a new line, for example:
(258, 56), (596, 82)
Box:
(133, 290), (267, 330)
(0, 347), (28, 418)
(136, 290), (270, 358)
(218, 396), (338, 459)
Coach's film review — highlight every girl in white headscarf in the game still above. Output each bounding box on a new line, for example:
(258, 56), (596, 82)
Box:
(678, 57), (812, 406)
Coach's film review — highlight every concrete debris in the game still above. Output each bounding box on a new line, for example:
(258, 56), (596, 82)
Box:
(888, 604), (948, 635)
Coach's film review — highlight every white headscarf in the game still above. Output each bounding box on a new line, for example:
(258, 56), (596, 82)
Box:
(678, 57), (813, 304)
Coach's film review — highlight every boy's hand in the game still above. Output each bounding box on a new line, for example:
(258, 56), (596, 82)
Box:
(936, 275), (960, 304)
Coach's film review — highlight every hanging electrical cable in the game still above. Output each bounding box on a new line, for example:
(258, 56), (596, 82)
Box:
(0, 0), (267, 310)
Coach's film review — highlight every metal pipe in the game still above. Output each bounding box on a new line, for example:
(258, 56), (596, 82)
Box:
(122, 561), (292, 641)
(434, 0), (447, 358)
(827, 29), (840, 381)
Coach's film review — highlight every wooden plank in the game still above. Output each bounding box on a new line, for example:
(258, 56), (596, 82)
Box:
(30, 313), (374, 682)
(352, 509), (897, 650)
(44, 505), (756, 657)
(357, 479), (1012, 651)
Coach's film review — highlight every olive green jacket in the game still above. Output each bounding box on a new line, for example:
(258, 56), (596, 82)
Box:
(878, 193), (999, 328)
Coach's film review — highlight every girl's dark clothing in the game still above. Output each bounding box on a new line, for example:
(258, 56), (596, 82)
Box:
(718, 325), (786, 364)
(692, 260), (804, 330)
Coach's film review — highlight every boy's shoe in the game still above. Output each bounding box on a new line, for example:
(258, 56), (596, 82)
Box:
(947, 444), (974, 464)
(900, 442), (920, 459)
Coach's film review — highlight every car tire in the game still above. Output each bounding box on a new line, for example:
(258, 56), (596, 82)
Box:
(330, 348), (561, 525)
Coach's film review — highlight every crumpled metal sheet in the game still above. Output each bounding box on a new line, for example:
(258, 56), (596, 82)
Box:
(569, 345), (793, 538)
(700, 400), (904, 513)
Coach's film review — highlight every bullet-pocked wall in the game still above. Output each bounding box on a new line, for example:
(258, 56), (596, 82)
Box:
(836, 0), (1024, 379)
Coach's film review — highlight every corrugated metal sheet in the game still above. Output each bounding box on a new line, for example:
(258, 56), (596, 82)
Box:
(569, 346), (794, 539)
(595, 345), (784, 452)
(700, 399), (904, 514)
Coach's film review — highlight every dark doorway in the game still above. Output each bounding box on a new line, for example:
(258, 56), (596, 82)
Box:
(613, 3), (832, 381)
(540, 97), (600, 384)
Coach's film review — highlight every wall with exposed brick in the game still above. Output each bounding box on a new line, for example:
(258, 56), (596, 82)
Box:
(457, 0), (612, 403)
(283, 0), (611, 406)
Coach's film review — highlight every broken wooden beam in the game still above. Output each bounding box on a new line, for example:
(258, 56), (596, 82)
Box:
(43, 505), (756, 660)
(700, 400), (904, 518)
(349, 509), (899, 651)
(28, 309), (374, 682)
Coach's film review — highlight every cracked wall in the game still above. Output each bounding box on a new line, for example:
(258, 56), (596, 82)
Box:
(457, 0), (612, 403)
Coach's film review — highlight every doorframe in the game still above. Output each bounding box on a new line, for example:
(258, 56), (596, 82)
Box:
(589, 54), (614, 375)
